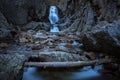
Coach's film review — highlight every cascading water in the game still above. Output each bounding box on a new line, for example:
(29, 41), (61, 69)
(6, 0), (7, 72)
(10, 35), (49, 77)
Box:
(49, 6), (59, 32)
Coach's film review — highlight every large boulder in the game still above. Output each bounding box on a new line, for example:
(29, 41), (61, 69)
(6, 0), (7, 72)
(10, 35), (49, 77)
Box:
(0, 54), (26, 80)
(0, 11), (12, 38)
(80, 20), (120, 57)
(0, 0), (47, 25)
(0, 0), (28, 24)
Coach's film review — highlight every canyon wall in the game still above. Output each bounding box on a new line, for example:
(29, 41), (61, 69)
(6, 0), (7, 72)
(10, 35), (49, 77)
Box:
(0, 0), (120, 56)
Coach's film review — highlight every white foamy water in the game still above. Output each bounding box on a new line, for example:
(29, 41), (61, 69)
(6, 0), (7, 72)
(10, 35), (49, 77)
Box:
(49, 6), (59, 32)
(50, 25), (59, 32)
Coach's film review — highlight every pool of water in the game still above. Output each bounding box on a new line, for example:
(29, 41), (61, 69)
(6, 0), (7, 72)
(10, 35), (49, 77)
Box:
(22, 65), (104, 80)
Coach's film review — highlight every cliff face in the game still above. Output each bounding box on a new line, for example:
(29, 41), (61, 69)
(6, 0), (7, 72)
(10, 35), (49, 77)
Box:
(0, 0), (119, 26)
(0, 0), (120, 56)
(0, 0), (47, 25)
(48, 0), (120, 56)
(54, 0), (120, 32)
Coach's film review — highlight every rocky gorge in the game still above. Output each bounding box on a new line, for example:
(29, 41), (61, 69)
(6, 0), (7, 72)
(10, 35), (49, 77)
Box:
(0, 0), (120, 80)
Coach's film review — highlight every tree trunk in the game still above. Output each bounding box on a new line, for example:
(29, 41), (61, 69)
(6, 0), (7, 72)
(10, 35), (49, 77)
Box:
(25, 58), (112, 68)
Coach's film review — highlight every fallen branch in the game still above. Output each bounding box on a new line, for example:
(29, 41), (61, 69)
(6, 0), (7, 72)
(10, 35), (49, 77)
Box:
(24, 58), (112, 68)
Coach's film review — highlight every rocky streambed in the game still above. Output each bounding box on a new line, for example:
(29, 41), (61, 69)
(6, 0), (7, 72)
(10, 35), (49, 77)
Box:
(0, 31), (119, 80)
(0, 0), (120, 80)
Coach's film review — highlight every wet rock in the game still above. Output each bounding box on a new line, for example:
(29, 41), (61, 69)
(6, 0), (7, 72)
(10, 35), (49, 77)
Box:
(33, 31), (48, 39)
(0, 54), (26, 80)
(81, 19), (120, 57)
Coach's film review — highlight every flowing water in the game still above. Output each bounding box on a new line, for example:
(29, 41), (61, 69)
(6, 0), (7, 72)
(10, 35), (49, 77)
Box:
(22, 65), (104, 80)
(50, 24), (59, 33)
(49, 6), (59, 32)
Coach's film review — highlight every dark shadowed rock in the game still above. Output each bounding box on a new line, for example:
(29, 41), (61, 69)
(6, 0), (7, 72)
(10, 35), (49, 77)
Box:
(24, 21), (50, 31)
(34, 0), (47, 20)
(0, 0), (48, 25)
(0, 0), (28, 24)
(0, 11), (12, 38)
(81, 20), (120, 57)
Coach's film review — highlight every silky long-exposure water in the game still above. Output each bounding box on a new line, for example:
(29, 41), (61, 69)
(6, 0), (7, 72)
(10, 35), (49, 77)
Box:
(49, 6), (59, 32)
(22, 65), (103, 80)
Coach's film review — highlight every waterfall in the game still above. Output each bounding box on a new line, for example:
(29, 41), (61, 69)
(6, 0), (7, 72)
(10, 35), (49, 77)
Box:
(49, 6), (59, 32)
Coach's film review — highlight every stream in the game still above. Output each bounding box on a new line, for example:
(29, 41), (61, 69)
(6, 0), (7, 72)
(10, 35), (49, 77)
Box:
(23, 65), (104, 80)
(0, 1), (120, 80)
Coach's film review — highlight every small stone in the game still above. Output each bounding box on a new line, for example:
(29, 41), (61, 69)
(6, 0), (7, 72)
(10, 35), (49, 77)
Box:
(84, 52), (96, 60)
(0, 43), (9, 49)
(31, 44), (42, 50)
(18, 31), (33, 43)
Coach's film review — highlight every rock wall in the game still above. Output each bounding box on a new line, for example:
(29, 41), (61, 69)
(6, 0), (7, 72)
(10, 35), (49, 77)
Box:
(0, 11), (12, 38)
(58, 0), (120, 32)
(0, 0), (28, 24)
(0, 0), (47, 25)
(0, 0), (119, 26)
(0, 0), (120, 56)
(49, 0), (120, 56)
(80, 20), (120, 56)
